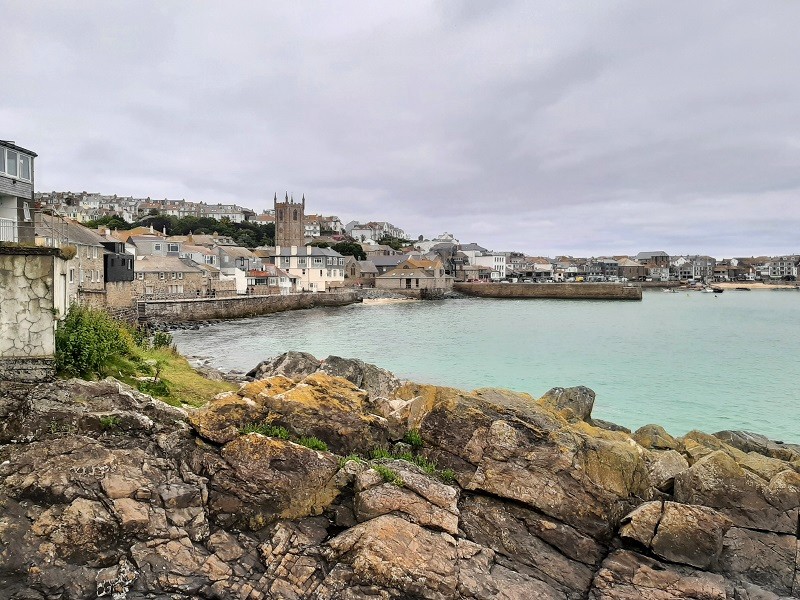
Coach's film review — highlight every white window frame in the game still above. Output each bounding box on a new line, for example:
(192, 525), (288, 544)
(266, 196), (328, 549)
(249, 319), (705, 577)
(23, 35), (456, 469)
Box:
(178, 272), (183, 280)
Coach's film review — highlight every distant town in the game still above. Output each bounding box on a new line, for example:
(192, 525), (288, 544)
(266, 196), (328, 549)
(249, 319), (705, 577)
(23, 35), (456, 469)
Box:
(1, 140), (798, 316)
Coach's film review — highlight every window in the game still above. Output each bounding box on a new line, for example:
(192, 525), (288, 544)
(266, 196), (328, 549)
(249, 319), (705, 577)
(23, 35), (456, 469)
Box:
(298, 258), (306, 266)
(168, 243), (179, 252)
(178, 272), (183, 280)
(23, 202), (31, 222)
(137, 273), (144, 280)
(313, 258), (323, 266)
(171, 272), (177, 279)
(201, 271), (207, 278)
(154, 243), (162, 251)
(293, 209), (298, 221)
(96, 270), (101, 281)
(5, 150), (18, 177)
(69, 269), (74, 284)
(320, 270), (323, 276)
(159, 273), (165, 280)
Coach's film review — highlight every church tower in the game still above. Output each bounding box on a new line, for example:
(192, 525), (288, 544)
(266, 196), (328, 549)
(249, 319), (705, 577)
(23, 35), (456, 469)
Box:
(274, 192), (305, 247)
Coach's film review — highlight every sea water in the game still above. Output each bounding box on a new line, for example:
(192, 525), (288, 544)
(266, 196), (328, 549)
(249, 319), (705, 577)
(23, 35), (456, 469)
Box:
(172, 290), (800, 443)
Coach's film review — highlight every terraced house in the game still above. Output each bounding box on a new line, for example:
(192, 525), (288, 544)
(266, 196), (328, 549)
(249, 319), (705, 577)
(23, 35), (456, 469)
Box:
(0, 140), (35, 245)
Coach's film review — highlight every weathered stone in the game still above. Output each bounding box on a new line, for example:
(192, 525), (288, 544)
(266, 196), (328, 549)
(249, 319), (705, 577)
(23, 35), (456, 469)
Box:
(589, 550), (730, 600)
(713, 430), (800, 463)
(539, 385), (596, 421)
(112, 498), (151, 532)
(321, 355), (401, 402)
(246, 351), (321, 380)
(718, 527), (798, 597)
(618, 500), (662, 548)
(460, 494), (603, 599)
(354, 461), (459, 534)
(650, 502), (732, 569)
(646, 449), (689, 492)
(674, 450), (799, 534)
(209, 434), (342, 529)
(634, 424), (680, 450)
(324, 515), (458, 599)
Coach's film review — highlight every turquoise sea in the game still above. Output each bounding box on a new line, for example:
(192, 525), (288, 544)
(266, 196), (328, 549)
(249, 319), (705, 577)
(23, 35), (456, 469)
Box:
(172, 290), (800, 443)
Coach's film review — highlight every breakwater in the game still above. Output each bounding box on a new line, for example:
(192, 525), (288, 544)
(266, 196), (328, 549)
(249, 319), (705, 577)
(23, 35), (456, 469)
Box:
(137, 290), (360, 323)
(454, 281), (642, 300)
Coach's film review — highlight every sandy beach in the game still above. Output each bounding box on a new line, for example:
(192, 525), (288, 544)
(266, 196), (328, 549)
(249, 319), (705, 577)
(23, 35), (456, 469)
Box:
(712, 282), (799, 291)
(361, 297), (418, 305)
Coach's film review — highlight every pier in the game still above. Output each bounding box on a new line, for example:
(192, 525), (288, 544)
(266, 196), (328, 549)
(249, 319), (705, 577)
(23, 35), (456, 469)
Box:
(454, 282), (642, 300)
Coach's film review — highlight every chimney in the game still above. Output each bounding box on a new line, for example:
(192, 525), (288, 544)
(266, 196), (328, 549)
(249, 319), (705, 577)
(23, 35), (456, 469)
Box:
(275, 245), (281, 255)
(305, 245), (311, 255)
(290, 245), (297, 255)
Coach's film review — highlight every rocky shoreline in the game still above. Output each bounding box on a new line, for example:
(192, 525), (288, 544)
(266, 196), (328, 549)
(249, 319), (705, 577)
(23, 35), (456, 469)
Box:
(0, 351), (797, 599)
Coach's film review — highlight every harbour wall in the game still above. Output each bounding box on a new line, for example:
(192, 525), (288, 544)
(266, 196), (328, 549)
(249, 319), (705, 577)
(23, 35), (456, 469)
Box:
(454, 282), (642, 300)
(137, 291), (360, 324)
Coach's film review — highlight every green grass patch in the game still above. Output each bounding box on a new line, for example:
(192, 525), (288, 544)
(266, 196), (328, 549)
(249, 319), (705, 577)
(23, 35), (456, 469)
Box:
(373, 464), (404, 486)
(99, 415), (121, 430)
(297, 436), (328, 451)
(403, 428), (424, 449)
(239, 422), (290, 439)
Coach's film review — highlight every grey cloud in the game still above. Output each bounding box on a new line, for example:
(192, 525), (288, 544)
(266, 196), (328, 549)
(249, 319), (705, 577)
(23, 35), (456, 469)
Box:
(3, 0), (800, 256)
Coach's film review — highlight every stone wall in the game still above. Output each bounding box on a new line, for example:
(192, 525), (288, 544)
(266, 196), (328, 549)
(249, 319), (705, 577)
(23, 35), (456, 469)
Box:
(0, 247), (64, 382)
(138, 290), (360, 323)
(454, 282), (643, 300)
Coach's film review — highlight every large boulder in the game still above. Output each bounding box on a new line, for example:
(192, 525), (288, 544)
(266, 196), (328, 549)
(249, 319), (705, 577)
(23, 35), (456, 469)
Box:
(718, 527), (799, 597)
(354, 459), (460, 534)
(539, 386), (596, 421)
(399, 382), (650, 540)
(202, 434), (342, 529)
(633, 424), (680, 451)
(190, 372), (391, 454)
(673, 450), (799, 534)
(321, 355), (401, 402)
(589, 550), (731, 600)
(713, 430), (800, 463)
(620, 501), (732, 569)
(246, 351), (321, 380)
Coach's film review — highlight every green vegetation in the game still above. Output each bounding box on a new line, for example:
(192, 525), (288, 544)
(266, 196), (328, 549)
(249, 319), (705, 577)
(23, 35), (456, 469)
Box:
(239, 422), (290, 439)
(373, 464), (404, 486)
(403, 428), (424, 449)
(99, 415), (121, 430)
(331, 241), (366, 261)
(297, 436), (328, 451)
(368, 445), (455, 483)
(55, 306), (236, 406)
(376, 236), (412, 251)
(338, 454), (365, 467)
(85, 214), (275, 249)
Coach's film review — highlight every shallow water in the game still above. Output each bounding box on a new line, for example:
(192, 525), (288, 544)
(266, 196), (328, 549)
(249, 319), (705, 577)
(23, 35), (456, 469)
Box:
(172, 290), (800, 443)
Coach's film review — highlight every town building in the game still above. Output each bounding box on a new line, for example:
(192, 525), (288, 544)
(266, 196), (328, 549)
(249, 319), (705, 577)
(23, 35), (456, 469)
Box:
(259, 245), (346, 292)
(245, 265), (296, 295)
(375, 258), (453, 292)
(0, 141), (36, 244)
(344, 256), (379, 287)
(132, 256), (235, 299)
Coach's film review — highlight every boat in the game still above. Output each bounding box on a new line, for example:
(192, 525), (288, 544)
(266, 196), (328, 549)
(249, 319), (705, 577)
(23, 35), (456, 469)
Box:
(662, 288), (679, 293)
(735, 287), (751, 291)
(701, 287), (715, 293)
(711, 286), (724, 293)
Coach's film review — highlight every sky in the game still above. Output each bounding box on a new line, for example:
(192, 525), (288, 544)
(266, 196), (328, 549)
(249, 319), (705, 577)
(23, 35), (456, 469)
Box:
(3, 1), (800, 258)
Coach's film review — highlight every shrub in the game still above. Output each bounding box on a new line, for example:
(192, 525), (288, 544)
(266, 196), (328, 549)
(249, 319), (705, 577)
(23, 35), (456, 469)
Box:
(297, 436), (328, 452)
(152, 331), (173, 349)
(137, 379), (170, 397)
(439, 469), (456, 484)
(403, 429), (424, 449)
(55, 306), (132, 378)
(338, 454), (365, 467)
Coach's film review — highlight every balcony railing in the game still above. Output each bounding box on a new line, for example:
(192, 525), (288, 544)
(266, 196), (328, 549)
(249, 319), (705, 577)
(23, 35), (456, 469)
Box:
(0, 217), (17, 243)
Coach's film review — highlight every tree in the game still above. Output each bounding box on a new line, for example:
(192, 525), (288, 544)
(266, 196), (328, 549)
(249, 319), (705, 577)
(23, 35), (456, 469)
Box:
(332, 241), (366, 261)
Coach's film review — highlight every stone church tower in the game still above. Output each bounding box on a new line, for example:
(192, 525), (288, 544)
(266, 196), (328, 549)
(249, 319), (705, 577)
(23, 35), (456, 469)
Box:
(274, 192), (305, 247)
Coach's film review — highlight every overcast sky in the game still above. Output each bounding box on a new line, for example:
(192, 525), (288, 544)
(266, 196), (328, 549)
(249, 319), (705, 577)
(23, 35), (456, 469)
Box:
(3, 1), (799, 257)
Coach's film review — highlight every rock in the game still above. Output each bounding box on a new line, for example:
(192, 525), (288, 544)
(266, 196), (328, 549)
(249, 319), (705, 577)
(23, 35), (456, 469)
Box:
(590, 418), (632, 434)
(400, 382), (650, 540)
(539, 386), (596, 421)
(633, 424), (680, 450)
(589, 550), (730, 600)
(321, 355), (401, 402)
(460, 494), (603, 599)
(618, 500), (662, 548)
(246, 351), (321, 380)
(354, 460), (459, 533)
(323, 515), (458, 599)
(207, 434), (342, 529)
(718, 527), (798, 597)
(673, 450), (799, 534)
(650, 502), (732, 569)
(713, 430), (800, 463)
(646, 449), (689, 492)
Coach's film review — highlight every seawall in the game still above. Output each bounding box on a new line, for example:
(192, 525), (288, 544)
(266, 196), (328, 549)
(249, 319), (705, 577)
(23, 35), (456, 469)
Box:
(454, 282), (643, 300)
(137, 290), (360, 323)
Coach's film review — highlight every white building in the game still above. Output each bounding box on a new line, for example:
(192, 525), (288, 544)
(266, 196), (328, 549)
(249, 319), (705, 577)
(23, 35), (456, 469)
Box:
(471, 253), (507, 280)
(264, 245), (346, 292)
